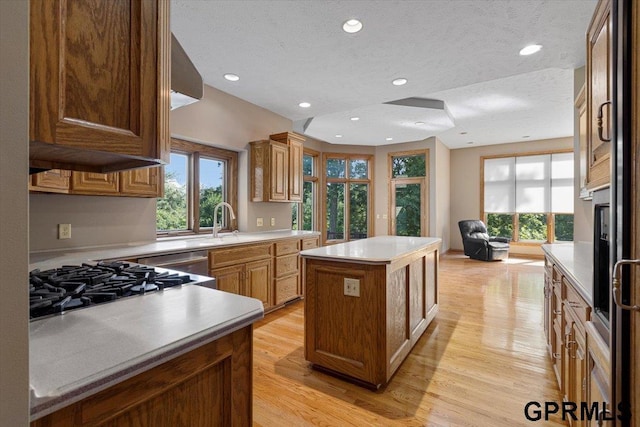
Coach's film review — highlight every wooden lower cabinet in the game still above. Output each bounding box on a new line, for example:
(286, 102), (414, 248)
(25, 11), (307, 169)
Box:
(246, 259), (272, 309)
(585, 321), (613, 426)
(209, 238), (316, 313)
(209, 243), (273, 311)
(31, 326), (253, 427)
(543, 254), (615, 426)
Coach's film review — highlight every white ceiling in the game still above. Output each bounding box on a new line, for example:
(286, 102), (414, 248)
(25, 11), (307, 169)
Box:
(171, 0), (598, 149)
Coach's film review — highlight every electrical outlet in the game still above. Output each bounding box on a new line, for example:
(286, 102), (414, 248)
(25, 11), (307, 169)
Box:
(58, 223), (71, 239)
(257, 217), (263, 227)
(270, 217), (275, 226)
(343, 278), (360, 297)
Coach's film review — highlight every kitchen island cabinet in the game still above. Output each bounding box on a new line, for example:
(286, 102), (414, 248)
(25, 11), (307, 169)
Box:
(29, 285), (263, 426)
(301, 236), (440, 389)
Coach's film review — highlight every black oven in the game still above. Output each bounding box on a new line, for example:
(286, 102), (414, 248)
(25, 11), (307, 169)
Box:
(592, 188), (611, 340)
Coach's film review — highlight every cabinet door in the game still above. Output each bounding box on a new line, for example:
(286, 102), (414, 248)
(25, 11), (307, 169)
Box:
(29, 169), (70, 193)
(29, 0), (170, 172)
(210, 265), (244, 295)
(269, 143), (289, 201)
(245, 259), (272, 309)
(71, 172), (119, 195)
(586, 0), (612, 189)
(120, 167), (161, 197)
(585, 321), (612, 426)
(288, 138), (303, 202)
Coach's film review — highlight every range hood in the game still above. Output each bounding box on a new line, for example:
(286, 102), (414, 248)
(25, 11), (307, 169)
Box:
(171, 33), (203, 110)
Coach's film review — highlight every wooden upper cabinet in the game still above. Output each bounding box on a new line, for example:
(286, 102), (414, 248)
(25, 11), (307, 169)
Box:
(586, 0), (612, 190)
(250, 139), (289, 202)
(29, 169), (71, 194)
(29, 0), (170, 173)
(120, 167), (162, 197)
(71, 172), (120, 195)
(270, 132), (305, 202)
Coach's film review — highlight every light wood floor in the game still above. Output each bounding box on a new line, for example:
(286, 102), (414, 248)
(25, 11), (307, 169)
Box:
(252, 252), (567, 426)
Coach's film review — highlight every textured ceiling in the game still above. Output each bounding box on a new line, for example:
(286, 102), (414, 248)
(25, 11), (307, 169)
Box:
(171, 0), (598, 149)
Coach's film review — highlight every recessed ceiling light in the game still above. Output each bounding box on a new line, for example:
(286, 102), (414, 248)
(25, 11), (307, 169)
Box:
(522, 135), (530, 138)
(223, 73), (239, 81)
(386, 137), (393, 141)
(298, 102), (311, 108)
(415, 121), (425, 126)
(467, 141), (474, 145)
(350, 117), (360, 121)
(460, 131), (467, 135)
(335, 134), (343, 138)
(519, 44), (542, 56)
(342, 19), (363, 34)
(392, 78), (408, 86)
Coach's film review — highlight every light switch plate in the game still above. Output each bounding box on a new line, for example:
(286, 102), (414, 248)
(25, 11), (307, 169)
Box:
(257, 218), (263, 227)
(271, 217), (275, 226)
(344, 278), (360, 297)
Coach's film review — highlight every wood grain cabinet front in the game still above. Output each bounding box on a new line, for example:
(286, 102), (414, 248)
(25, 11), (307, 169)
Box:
(585, 0), (612, 190)
(209, 243), (274, 310)
(250, 132), (306, 203)
(30, 326), (253, 427)
(29, 0), (170, 173)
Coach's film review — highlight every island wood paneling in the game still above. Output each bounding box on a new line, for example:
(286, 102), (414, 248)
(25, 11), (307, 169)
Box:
(304, 242), (439, 389)
(253, 253), (568, 426)
(31, 326), (253, 427)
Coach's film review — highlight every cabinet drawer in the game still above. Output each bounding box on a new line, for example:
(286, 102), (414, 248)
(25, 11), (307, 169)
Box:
(563, 278), (591, 327)
(275, 275), (299, 305)
(275, 239), (300, 256)
(275, 254), (299, 278)
(209, 243), (272, 267)
(301, 237), (319, 250)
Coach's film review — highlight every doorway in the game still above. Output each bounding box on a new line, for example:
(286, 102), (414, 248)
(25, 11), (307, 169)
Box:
(388, 150), (429, 237)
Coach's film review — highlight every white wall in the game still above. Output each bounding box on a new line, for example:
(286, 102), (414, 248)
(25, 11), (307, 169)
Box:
(449, 136), (574, 256)
(30, 195), (157, 251)
(0, 0), (29, 424)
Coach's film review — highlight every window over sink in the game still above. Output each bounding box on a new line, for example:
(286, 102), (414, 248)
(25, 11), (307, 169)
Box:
(157, 138), (238, 235)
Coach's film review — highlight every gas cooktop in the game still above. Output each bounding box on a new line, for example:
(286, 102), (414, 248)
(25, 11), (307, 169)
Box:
(29, 261), (196, 320)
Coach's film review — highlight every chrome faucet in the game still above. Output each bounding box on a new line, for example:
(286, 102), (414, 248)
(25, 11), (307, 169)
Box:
(212, 202), (236, 237)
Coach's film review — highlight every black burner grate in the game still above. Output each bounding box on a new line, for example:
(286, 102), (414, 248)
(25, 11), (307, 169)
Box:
(29, 261), (192, 320)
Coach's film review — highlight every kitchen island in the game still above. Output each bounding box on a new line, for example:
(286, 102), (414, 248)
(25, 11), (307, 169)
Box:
(29, 284), (263, 426)
(301, 236), (441, 389)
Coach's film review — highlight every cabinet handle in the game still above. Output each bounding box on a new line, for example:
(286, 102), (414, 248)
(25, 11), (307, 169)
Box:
(553, 309), (562, 315)
(612, 259), (640, 312)
(568, 301), (582, 309)
(597, 408), (612, 426)
(552, 352), (561, 359)
(597, 100), (612, 142)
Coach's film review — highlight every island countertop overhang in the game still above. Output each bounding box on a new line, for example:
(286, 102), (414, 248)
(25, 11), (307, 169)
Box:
(300, 236), (442, 264)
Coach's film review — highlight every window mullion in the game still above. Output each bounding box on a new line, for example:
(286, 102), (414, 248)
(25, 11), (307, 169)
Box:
(192, 152), (200, 233)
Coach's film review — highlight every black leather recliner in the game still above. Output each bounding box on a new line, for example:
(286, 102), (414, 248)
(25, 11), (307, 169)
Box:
(458, 220), (510, 261)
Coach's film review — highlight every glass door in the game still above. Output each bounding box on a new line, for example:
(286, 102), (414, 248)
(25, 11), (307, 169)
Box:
(390, 179), (426, 237)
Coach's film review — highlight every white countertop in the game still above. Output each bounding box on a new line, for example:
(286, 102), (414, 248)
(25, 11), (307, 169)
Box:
(300, 236), (441, 264)
(30, 284), (263, 420)
(30, 230), (320, 270)
(541, 242), (593, 304)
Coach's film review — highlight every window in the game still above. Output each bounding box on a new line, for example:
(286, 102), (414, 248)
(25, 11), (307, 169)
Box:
(292, 150), (318, 231)
(482, 151), (574, 243)
(157, 138), (238, 235)
(323, 153), (373, 243)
